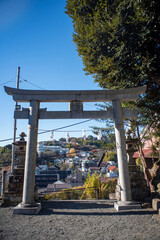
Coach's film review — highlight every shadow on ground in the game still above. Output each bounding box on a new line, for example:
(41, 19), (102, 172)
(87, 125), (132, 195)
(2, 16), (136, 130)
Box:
(39, 200), (157, 216)
(41, 200), (113, 209)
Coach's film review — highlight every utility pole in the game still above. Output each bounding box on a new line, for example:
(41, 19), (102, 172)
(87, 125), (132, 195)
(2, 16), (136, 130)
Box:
(11, 67), (20, 174)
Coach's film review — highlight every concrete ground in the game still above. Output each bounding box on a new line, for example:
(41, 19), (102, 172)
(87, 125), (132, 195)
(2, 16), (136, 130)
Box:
(0, 200), (160, 240)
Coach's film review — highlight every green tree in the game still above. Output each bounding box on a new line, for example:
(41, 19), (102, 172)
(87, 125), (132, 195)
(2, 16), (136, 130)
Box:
(83, 172), (117, 199)
(0, 144), (12, 167)
(65, 0), (160, 125)
(59, 137), (66, 142)
(0, 144), (12, 154)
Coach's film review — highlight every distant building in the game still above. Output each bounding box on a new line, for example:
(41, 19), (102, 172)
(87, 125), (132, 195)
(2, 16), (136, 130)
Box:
(37, 142), (69, 157)
(47, 171), (83, 192)
(47, 180), (71, 192)
(35, 167), (71, 187)
(66, 171), (83, 187)
(35, 165), (48, 175)
(80, 151), (90, 157)
(106, 166), (118, 178)
(82, 160), (97, 172)
(133, 149), (159, 170)
(132, 126), (159, 171)
(89, 167), (99, 174)
(65, 157), (82, 166)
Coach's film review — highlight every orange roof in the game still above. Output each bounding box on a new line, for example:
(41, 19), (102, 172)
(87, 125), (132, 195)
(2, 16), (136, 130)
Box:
(108, 166), (116, 171)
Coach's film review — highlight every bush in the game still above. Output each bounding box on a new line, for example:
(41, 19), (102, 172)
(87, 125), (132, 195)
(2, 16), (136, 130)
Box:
(44, 174), (117, 200)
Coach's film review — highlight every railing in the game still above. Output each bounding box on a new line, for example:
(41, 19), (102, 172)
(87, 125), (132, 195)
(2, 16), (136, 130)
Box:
(44, 179), (117, 200)
(45, 187), (102, 200)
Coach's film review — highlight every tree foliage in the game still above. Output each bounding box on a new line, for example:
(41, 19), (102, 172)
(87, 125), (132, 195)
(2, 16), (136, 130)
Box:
(45, 172), (117, 200)
(0, 144), (12, 167)
(65, 0), (160, 124)
(84, 172), (117, 199)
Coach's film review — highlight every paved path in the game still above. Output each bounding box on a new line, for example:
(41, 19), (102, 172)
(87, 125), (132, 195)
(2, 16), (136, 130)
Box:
(0, 200), (160, 240)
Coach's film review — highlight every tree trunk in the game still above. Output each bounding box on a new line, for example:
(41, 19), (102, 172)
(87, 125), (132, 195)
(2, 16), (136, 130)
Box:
(136, 126), (153, 186)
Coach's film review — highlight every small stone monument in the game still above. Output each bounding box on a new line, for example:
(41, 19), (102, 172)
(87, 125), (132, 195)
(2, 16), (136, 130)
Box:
(2, 132), (26, 206)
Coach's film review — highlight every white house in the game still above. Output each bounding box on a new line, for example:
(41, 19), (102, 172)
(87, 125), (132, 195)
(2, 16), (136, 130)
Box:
(37, 142), (69, 156)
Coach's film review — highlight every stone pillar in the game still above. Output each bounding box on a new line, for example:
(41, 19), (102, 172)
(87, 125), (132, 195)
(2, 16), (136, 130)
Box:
(112, 99), (132, 201)
(22, 100), (39, 204)
(113, 100), (141, 210)
(13, 100), (41, 214)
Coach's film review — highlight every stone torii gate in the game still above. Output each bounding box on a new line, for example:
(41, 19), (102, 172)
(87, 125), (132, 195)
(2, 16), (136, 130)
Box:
(5, 85), (146, 214)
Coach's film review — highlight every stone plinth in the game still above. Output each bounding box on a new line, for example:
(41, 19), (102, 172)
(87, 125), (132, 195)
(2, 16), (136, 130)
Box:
(13, 202), (41, 215)
(114, 201), (141, 211)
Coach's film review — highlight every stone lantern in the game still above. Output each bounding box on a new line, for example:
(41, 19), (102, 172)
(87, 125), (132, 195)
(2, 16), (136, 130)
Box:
(126, 129), (138, 176)
(126, 129), (150, 201)
(2, 132), (27, 206)
(13, 132), (26, 171)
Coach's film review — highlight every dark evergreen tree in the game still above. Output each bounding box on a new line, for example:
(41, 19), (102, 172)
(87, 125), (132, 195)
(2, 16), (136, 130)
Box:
(65, 0), (160, 126)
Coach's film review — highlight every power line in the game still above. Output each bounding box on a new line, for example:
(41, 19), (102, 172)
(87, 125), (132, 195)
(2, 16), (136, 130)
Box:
(0, 119), (93, 143)
(0, 79), (16, 86)
(38, 119), (92, 135)
(0, 136), (20, 143)
(38, 129), (92, 132)
(20, 77), (45, 90)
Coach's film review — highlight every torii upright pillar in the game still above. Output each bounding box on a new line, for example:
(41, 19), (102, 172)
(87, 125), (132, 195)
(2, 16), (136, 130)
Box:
(13, 100), (41, 214)
(113, 99), (140, 210)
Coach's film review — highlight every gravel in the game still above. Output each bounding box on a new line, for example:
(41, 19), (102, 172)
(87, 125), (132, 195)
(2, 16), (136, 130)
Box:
(0, 200), (160, 240)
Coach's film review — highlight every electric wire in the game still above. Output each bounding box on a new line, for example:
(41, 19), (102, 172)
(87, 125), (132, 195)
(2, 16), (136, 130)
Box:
(0, 79), (16, 86)
(0, 119), (93, 143)
(38, 119), (92, 135)
(20, 77), (45, 90)
(38, 129), (92, 132)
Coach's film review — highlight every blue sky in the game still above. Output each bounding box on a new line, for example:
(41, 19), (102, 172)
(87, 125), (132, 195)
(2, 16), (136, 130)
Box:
(0, 0), (106, 146)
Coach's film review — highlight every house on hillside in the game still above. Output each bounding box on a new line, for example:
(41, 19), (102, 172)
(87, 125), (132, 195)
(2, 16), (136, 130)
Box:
(35, 167), (71, 187)
(47, 180), (71, 192)
(37, 142), (69, 157)
(81, 160), (97, 172)
(132, 126), (159, 171)
(47, 171), (84, 192)
(66, 171), (83, 187)
(89, 167), (99, 174)
(106, 166), (118, 178)
(133, 149), (159, 171)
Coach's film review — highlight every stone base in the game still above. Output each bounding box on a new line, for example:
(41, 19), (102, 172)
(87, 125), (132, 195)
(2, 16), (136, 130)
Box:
(2, 192), (22, 206)
(152, 198), (160, 212)
(114, 201), (141, 211)
(13, 202), (41, 215)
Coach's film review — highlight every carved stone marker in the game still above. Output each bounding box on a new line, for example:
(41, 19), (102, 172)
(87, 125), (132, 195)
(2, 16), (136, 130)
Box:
(2, 133), (27, 206)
